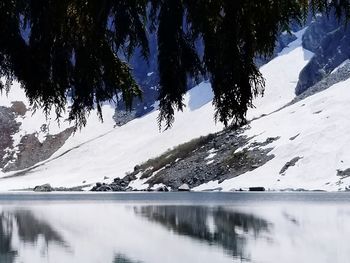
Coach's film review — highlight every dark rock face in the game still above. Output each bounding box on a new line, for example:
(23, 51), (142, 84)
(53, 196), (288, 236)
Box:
(302, 15), (339, 53)
(0, 107), (20, 169)
(297, 14), (350, 95)
(3, 127), (74, 172)
(0, 100), (76, 173)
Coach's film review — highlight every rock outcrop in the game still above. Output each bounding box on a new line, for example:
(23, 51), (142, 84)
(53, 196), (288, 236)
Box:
(0, 106), (20, 169)
(3, 127), (74, 172)
(297, 14), (350, 95)
(33, 184), (54, 192)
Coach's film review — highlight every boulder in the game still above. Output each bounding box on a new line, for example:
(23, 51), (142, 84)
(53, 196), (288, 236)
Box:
(178, 184), (190, 192)
(109, 183), (126, 192)
(112, 178), (129, 188)
(33, 184), (53, 192)
(156, 186), (169, 192)
(91, 182), (103, 191)
(96, 185), (112, 192)
(249, 187), (265, 192)
(124, 174), (137, 182)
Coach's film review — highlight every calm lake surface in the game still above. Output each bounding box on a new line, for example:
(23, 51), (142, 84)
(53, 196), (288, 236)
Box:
(0, 192), (349, 263)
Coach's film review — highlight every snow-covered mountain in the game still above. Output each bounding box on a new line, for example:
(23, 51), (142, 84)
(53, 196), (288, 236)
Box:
(0, 80), (222, 190)
(0, 14), (349, 191)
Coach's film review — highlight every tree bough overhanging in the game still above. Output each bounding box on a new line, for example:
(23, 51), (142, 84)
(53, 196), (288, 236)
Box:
(0, 0), (348, 129)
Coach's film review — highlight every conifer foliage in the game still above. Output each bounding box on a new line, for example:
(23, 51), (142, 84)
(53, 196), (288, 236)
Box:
(0, 0), (348, 128)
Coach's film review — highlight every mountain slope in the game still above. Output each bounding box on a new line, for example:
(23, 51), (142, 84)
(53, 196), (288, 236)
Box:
(0, 81), (118, 173)
(0, 29), (313, 191)
(0, 82), (223, 190)
(195, 76), (350, 191)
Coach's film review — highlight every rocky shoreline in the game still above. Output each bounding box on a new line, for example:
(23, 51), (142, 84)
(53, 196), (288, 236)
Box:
(32, 182), (343, 192)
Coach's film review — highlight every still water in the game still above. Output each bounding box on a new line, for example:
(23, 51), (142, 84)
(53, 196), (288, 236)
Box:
(0, 192), (349, 263)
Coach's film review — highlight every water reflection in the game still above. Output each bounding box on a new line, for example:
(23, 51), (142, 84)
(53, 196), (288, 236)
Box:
(12, 210), (65, 245)
(0, 212), (17, 263)
(113, 254), (143, 263)
(0, 209), (66, 263)
(0, 193), (347, 263)
(136, 206), (270, 261)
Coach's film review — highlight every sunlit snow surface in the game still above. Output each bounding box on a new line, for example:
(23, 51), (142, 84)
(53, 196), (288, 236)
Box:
(247, 28), (313, 119)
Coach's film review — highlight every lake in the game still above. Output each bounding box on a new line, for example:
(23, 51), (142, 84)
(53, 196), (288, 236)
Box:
(0, 192), (349, 263)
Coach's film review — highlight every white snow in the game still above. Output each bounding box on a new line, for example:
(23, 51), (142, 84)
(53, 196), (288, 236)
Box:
(205, 153), (217, 160)
(206, 160), (214, 165)
(247, 28), (313, 120)
(208, 148), (217, 154)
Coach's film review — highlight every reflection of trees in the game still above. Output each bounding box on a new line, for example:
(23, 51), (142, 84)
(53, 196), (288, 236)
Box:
(0, 209), (66, 262)
(13, 210), (65, 245)
(0, 213), (17, 263)
(113, 254), (143, 263)
(136, 206), (271, 261)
